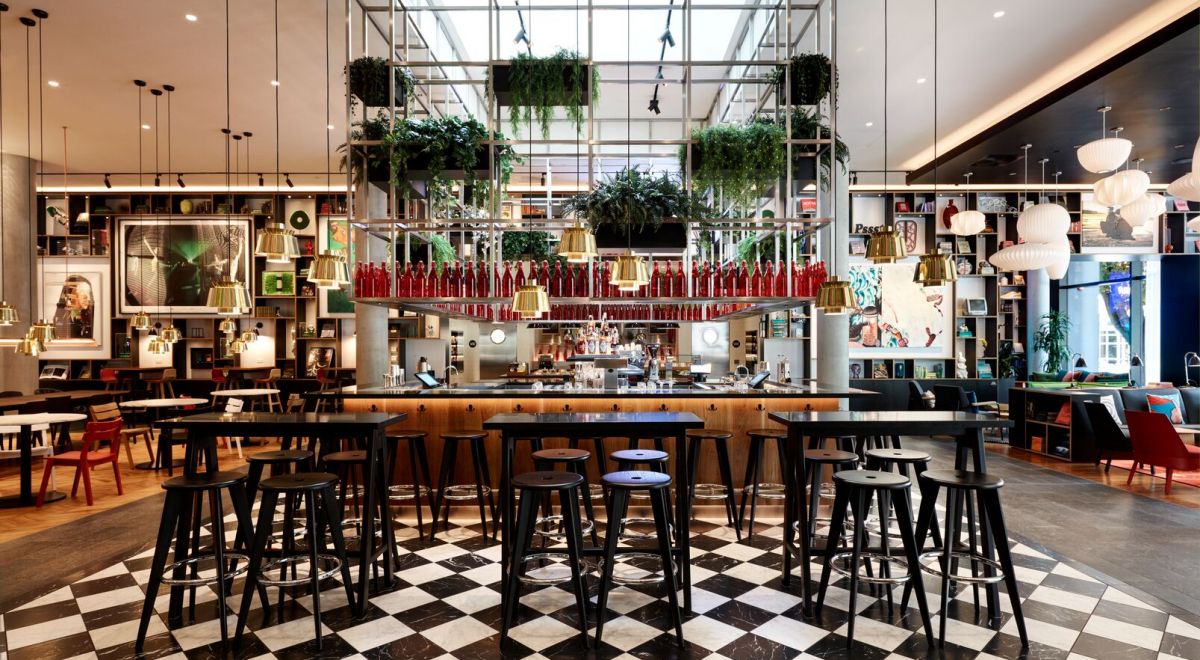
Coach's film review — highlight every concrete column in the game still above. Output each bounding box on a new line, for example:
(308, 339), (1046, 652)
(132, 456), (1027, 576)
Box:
(1027, 268), (1052, 374)
(354, 184), (390, 388)
(0, 154), (37, 393)
(816, 168), (850, 401)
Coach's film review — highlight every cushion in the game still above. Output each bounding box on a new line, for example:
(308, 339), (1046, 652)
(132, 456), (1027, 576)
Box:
(1097, 394), (1122, 424)
(1148, 393), (1185, 424)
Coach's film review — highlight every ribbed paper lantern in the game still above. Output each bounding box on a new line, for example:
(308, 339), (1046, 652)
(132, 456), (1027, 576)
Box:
(1016, 203), (1070, 243)
(1094, 170), (1150, 207)
(989, 242), (1057, 272)
(1187, 216), (1200, 233)
(1168, 171), (1200, 202)
(1077, 137), (1133, 174)
(1044, 239), (1072, 280)
(949, 210), (986, 236)
(1120, 194), (1164, 228)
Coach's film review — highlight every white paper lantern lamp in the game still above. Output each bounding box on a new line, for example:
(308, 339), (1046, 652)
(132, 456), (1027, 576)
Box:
(1016, 203), (1070, 243)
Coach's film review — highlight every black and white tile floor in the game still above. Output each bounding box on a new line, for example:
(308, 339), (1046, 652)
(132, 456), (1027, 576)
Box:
(3, 506), (1200, 660)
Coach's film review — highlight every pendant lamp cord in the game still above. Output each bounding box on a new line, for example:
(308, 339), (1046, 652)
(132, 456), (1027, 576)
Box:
(166, 85), (174, 324)
(36, 12), (45, 325)
(275, 0), (280, 191)
(0, 7), (6, 304)
(225, 0), (232, 273)
(24, 19), (31, 326)
(931, 0), (937, 208)
(882, 0), (887, 202)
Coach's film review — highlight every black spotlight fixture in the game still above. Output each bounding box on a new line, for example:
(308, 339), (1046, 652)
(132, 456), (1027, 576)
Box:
(658, 27), (675, 47)
(176, 174), (185, 188)
(154, 173), (161, 187)
(103, 173), (112, 189)
(513, 26), (529, 46)
(655, 66), (665, 82)
(648, 97), (661, 115)
(257, 172), (264, 186)
(284, 173), (294, 188)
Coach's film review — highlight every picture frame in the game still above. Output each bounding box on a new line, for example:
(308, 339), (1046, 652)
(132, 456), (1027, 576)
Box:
(305, 346), (335, 376)
(894, 200), (911, 213)
(37, 257), (111, 359)
(955, 238), (972, 255)
(1175, 198), (1192, 212)
(261, 271), (296, 296)
(848, 236), (867, 256)
(317, 216), (355, 318)
(190, 327), (205, 338)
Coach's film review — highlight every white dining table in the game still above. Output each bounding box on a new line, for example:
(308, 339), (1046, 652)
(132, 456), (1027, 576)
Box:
(0, 412), (88, 507)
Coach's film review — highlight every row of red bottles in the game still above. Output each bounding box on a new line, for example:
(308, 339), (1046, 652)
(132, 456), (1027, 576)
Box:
(354, 259), (828, 299)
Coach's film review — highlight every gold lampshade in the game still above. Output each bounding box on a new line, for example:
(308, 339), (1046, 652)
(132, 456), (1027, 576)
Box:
(913, 251), (958, 287)
(218, 317), (238, 335)
(130, 311), (152, 331)
(15, 333), (41, 356)
(511, 284), (551, 319)
(160, 324), (182, 344)
(206, 278), (252, 315)
(610, 251), (650, 292)
(240, 329), (257, 343)
(557, 224), (598, 263)
(815, 276), (857, 315)
(254, 223), (302, 263)
(308, 250), (351, 289)
(147, 336), (171, 355)
(0, 301), (19, 326)
(227, 337), (246, 355)
(30, 320), (56, 346)
(866, 227), (906, 264)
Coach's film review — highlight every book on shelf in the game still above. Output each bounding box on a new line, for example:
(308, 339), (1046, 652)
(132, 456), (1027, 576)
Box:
(1054, 401), (1071, 425)
(1175, 198), (1192, 212)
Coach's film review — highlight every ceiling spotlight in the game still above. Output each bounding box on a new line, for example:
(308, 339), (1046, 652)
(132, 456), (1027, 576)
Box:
(176, 174), (185, 188)
(648, 97), (661, 115)
(270, 80), (280, 86)
(655, 67), (664, 81)
(513, 27), (529, 46)
(185, 13), (198, 21)
(141, 124), (151, 130)
(992, 10), (1005, 18)
(284, 173), (294, 188)
(916, 77), (927, 84)
(104, 173), (112, 189)
(326, 124), (334, 130)
(659, 28), (675, 48)
(865, 121), (874, 127)
(154, 173), (161, 187)
(258, 172), (265, 186)
(47, 80), (59, 87)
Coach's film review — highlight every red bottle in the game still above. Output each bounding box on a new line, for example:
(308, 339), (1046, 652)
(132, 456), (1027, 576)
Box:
(478, 261), (490, 296)
(427, 263), (440, 297)
(551, 261), (563, 297)
(737, 260), (749, 297)
(577, 262), (589, 297)
(448, 262), (461, 297)
(501, 261), (513, 297)
(674, 262), (685, 297)
(792, 262), (803, 297)
(775, 260), (787, 297)
(564, 263), (576, 297)
(379, 261), (391, 296)
(689, 262), (699, 297)
(353, 263), (364, 296)
(650, 262), (662, 297)
(750, 261), (762, 297)
(763, 261), (775, 298)
(725, 262), (737, 297)
(464, 261), (475, 297)
(712, 263), (724, 297)
(411, 261), (425, 297)
(398, 263), (412, 297)
(540, 260), (551, 291)
(514, 260), (527, 291)
(365, 263), (377, 297)
(699, 262), (710, 297)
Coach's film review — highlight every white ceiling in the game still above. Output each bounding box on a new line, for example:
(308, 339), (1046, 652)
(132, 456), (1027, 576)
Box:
(2, 0), (1195, 189)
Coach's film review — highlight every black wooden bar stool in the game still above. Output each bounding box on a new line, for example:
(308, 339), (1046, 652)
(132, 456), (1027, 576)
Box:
(686, 429), (741, 540)
(739, 427), (788, 539)
(245, 450), (313, 500)
(904, 470), (1028, 648)
(595, 470), (683, 647)
(235, 472), (356, 651)
(431, 430), (498, 540)
(323, 449), (369, 528)
(135, 470), (255, 652)
(500, 471), (590, 648)
(803, 448), (859, 545)
(532, 448), (599, 546)
(814, 470), (934, 648)
(610, 448), (673, 539)
(385, 431), (436, 543)
(865, 447), (942, 548)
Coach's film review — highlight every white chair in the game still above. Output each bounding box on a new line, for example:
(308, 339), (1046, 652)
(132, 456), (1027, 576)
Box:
(221, 398), (245, 457)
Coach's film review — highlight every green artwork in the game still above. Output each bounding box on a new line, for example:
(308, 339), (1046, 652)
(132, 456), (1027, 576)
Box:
(262, 271), (295, 296)
(324, 220), (355, 315)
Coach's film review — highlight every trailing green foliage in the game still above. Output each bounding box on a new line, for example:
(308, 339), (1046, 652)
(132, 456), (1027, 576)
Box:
(375, 115), (519, 198)
(502, 49), (598, 139)
(681, 121), (785, 212)
(1033, 311), (1071, 373)
(501, 231), (557, 262)
(428, 234), (457, 268)
(768, 53), (837, 106)
(782, 107), (849, 189)
(562, 168), (708, 236)
(346, 57), (415, 107)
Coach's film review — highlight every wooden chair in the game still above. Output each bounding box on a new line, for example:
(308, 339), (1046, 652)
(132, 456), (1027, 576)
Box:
(285, 394), (306, 413)
(1125, 410), (1200, 495)
(143, 368), (176, 399)
(211, 367), (230, 391)
(37, 419), (124, 507)
(90, 402), (154, 469)
(252, 368), (282, 411)
(314, 368), (337, 413)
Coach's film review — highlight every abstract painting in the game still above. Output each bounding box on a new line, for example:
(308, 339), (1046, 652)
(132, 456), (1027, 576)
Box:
(117, 218), (251, 314)
(848, 262), (952, 359)
(305, 346), (336, 376)
(318, 216), (355, 318)
(38, 257), (111, 359)
(1080, 193), (1157, 254)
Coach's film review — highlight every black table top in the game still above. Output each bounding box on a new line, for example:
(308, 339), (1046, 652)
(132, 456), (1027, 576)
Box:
(484, 411), (705, 434)
(157, 411), (406, 432)
(768, 410), (1012, 433)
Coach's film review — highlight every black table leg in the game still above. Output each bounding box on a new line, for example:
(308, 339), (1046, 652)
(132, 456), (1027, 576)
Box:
(374, 429), (399, 585)
(355, 432), (379, 615)
(500, 432), (515, 598)
(674, 427), (692, 612)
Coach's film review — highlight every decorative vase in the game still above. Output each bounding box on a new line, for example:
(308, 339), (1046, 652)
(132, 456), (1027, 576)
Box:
(179, 199), (193, 215)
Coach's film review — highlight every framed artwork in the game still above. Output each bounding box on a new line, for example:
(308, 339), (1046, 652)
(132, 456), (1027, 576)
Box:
(261, 271), (296, 296)
(306, 346), (336, 376)
(894, 218), (921, 253)
(116, 217), (251, 314)
(1080, 193), (1158, 254)
(318, 216), (355, 318)
(848, 262), (953, 359)
(848, 236), (867, 256)
(37, 257), (111, 359)
(283, 197), (318, 237)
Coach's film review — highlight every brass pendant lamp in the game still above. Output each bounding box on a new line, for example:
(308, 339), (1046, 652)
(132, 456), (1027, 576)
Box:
(814, 3), (855, 315)
(864, 11), (906, 267)
(557, 223), (597, 263)
(610, 250), (650, 292)
(912, 0), (955, 288)
(512, 283), (550, 319)
(0, 6), (16, 327)
(23, 12), (53, 350)
(218, 317), (238, 335)
(254, 12), (299, 264)
(308, 0), (350, 291)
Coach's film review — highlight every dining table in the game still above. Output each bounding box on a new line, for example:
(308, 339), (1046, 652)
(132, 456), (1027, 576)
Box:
(211, 388), (282, 412)
(120, 398), (209, 470)
(0, 412), (88, 507)
(0, 389), (109, 412)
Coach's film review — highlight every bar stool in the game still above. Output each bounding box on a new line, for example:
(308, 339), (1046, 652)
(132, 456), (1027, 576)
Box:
(236, 472), (357, 650)
(803, 448), (859, 545)
(686, 429), (740, 540)
(500, 471), (590, 647)
(905, 470), (1028, 648)
(210, 368), (229, 392)
(322, 449), (374, 544)
(865, 447), (942, 548)
(144, 368), (177, 399)
(815, 470), (934, 648)
(252, 368), (283, 411)
(386, 431), (435, 542)
(531, 448), (599, 546)
(739, 428), (788, 539)
(431, 430), (498, 540)
(244, 449), (313, 500)
(609, 448), (673, 539)
(595, 470), (683, 647)
(135, 470), (254, 652)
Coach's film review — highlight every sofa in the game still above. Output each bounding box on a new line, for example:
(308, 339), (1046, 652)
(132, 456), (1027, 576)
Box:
(1074, 386), (1200, 442)
(1030, 370), (1130, 387)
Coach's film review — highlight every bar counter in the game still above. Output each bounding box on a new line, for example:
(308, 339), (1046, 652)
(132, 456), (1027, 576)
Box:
(315, 382), (875, 491)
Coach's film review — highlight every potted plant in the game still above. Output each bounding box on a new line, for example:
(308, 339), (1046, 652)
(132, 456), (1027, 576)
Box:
(769, 53), (837, 106)
(339, 111), (392, 187)
(346, 56), (415, 107)
(783, 107), (849, 189)
(680, 120), (785, 212)
(490, 49), (598, 138)
(380, 115), (519, 198)
(1033, 310), (1071, 374)
(562, 168), (708, 250)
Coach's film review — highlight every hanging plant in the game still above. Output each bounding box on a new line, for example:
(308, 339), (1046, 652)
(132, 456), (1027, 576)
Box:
(376, 115), (520, 198)
(338, 111), (391, 187)
(782, 107), (849, 189)
(346, 56), (415, 107)
(680, 120), (785, 211)
(562, 168), (708, 236)
(493, 49), (598, 139)
(769, 53), (837, 106)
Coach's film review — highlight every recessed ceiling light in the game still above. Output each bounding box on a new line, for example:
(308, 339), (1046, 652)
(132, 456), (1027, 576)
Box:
(865, 121), (873, 127)
(141, 124), (151, 130)
(270, 80), (280, 86)
(992, 10), (1005, 18)
(185, 13), (198, 21)
(855, 46), (864, 53)
(915, 78), (926, 84)
(327, 124), (335, 130)
(47, 80), (59, 87)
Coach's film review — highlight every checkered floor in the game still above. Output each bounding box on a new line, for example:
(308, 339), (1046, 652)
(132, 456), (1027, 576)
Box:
(3, 502), (1200, 660)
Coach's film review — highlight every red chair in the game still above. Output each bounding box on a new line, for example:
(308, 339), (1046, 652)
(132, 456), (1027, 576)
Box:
(36, 419), (125, 507)
(1125, 410), (1200, 495)
(211, 367), (229, 391)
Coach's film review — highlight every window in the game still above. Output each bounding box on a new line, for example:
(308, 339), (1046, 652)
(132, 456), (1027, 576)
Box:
(1059, 260), (1149, 379)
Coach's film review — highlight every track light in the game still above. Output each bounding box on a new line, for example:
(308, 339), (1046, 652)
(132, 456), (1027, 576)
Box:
(176, 174), (185, 188)
(154, 173), (161, 187)
(258, 172), (264, 186)
(284, 173), (294, 188)
(648, 97), (661, 115)
(104, 173), (112, 189)
(513, 27), (529, 46)
(659, 28), (675, 47)
(655, 67), (665, 82)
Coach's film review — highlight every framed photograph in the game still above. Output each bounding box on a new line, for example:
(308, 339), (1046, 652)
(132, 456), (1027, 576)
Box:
(261, 271), (296, 296)
(305, 346), (335, 376)
(955, 238), (972, 254)
(116, 217), (252, 314)
(872, 361), (890, 379)
(38, 257), (111, 359)
(1080, 193), (1158, 254)
(1175, 198), (1192, 212)
(937, 240), (954, 255)
(318, 216), (355, 318)
(894, 200), (911, 213)
(849, 361), (864, 379)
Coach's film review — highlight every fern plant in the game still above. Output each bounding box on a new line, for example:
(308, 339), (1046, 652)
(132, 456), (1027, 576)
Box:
(562, 168), (708, 236)
(782, 107), (849, 189)
(346, 57), (415, 107)
(768, 53), (837, 106)
(502, 49), (598, 139)
(681, 120), (785, 212)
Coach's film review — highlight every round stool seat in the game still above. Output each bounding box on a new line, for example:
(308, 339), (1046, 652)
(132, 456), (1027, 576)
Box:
(804, 448), (858, 464)
(920, 469), (1004, 490)
(162, 470), (246, 490)
(748, 428), (787, 440)
(532, 448), (590, 463)
(386, 430), (427, 441)
(865, 448), (931, 464)
(687, 429), (733, 440)
(512, 470), (584, 490)
(610, 448), (669, 463)
(602, 470), (671, 490)
(246, 449), (312, 465)
(324, 450), (368, 464)
(260, 472), (338, 492)
(833, 469), (910, 490)
(443, 430), (487, 441)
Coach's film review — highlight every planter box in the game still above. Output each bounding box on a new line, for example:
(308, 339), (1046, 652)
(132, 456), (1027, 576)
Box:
(595, 222), (688, 251)
(490, 63), (594, 107)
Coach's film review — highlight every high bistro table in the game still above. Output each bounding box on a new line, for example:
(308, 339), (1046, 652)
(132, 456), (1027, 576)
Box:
(767, 410), (1014, 619)
(483, 411), (705, 611)
(155, 411), (406, 617)
(0, 412), (88, 508)
(120, 398), (209, 470)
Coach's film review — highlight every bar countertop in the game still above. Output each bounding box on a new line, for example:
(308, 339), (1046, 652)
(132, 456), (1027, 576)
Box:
(312, 381), (876, 399)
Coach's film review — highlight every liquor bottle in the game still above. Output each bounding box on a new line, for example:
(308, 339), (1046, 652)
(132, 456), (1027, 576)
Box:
(463, 261), (475, 297)
(428, 262), (440, 298)
(352, 262), (364, 296)
(577, 262), (589, 297)
(540, 260), (551, 292)
(689, 261), (699, 297)
(439, 260), (450, 296)
(712, 262), (724, 297)
(699, 261), (711, 297)
(792, 261), (803, 297)
(514, 259), (527, 291)
(750, 261), (762, 297)
(380, 261), (392, 296)
(448, 261), (461, 297)
(775, 260), (787, 297)
(366, 263), (378, 297)
(650, 261), (662, 297)
(399, 262), (413, 297)
(564, 263), (576, 297)
(725, 261), (737, 297)
(501, 261), (513, 297)
(763, 261), (775, 298)
(737, 260), (749, 297)
(477, 260), (489, 296)
(551, 260), (563, 297)
(673, 261), (684, 298)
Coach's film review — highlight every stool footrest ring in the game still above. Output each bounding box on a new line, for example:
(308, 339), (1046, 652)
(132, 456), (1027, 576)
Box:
(917, 550), (1005, 585)
(609, 551), (678, 586)
(517, 553), (599, 586)
(160, 553), (250, 586)
(444, 484), (491, 500)
(533, 515), (596, 540)
(829, 551), (911, 586)
(258, 554), (343, 587)
(692, 483), (727, 500)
